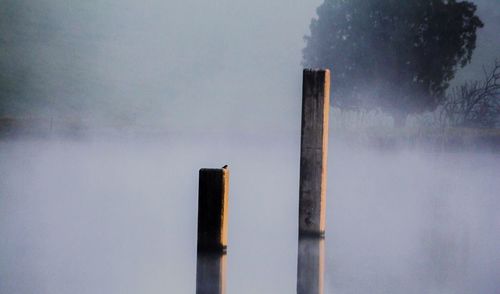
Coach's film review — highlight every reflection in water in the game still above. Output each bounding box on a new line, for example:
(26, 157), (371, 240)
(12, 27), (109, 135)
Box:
(297, 236), (325, 294)
(196, 253), (226, 294)
(1, 141), (498, 293)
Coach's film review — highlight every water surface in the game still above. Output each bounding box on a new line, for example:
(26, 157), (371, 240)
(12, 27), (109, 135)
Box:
(1, 135), (498, 293)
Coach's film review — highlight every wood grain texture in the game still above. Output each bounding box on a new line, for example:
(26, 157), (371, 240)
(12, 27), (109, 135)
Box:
(299, 69), (330, 237)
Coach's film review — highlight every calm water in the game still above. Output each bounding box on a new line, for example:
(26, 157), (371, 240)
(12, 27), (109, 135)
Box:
(1, 135), (499, 293)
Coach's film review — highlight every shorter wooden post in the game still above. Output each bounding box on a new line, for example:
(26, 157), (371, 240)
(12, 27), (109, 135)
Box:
(299, 69), (330, 237)
(196, 166), (229, 294)
(297, 236), (325, 294)
(197, 167), (229, 253)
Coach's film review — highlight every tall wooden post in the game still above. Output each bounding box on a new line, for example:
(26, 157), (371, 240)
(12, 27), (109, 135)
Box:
(299, 69), (330, 237)
(196, 166), (229, 294)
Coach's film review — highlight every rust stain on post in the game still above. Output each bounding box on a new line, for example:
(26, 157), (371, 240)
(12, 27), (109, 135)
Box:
(299, 69), (330, 237)
(197, 167), (230, 253)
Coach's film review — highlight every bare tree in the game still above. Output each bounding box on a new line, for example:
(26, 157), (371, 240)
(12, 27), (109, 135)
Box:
(440, 60), (500, 128)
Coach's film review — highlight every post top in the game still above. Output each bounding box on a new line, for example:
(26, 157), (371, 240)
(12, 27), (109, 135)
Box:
(303, 68), (330, 74)
(199, 166), (229, 173)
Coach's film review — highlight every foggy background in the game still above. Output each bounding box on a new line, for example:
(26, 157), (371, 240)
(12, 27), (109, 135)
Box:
(1, 0), (498, 130)
(1, 0), (323, 131)
(1, 0), (499, 293)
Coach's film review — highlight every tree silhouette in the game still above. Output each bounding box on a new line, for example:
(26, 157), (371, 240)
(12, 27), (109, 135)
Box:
(440, 60), (500, 128)
(303, 0), (483, 126)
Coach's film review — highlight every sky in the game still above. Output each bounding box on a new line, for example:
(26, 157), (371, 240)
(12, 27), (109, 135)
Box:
(453, 0), (500, 85)
(26, 0), (322, 132)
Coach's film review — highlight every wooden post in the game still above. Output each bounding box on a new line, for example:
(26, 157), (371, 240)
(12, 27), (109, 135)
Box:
(299, 69), (330, 237)
(297, 236), (325, 294)
(197, 167), (229, 253)
(196, 166), (229, 294)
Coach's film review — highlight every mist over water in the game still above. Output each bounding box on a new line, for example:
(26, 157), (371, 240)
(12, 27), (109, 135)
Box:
(328, 143), (500, 293)
(1, 134), (499, 293)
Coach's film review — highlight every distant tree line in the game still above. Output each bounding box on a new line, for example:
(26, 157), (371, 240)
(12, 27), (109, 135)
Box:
(0, 1), (50, 116)
(0, 1), (102, 118)
(303, 0), (484, 127)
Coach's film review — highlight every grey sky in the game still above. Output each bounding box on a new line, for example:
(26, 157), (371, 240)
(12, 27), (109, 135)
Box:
(59, 0), (323, 131)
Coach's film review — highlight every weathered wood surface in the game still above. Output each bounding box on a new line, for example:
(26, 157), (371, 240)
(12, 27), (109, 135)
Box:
(299, 69), (330, 237)
(197, 167), (229, 253)
(196, 167), (229, 294)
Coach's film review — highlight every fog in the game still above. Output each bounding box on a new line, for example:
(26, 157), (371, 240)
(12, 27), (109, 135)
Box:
(1, 0), (500, 293)
(1, 0), (323, 130)
(1, 135), (499, 293)
(3, 0), (498, 128)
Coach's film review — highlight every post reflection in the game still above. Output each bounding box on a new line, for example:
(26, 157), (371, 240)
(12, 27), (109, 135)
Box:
(297, 236), (325, 294)
(196, 253), (226, 294)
